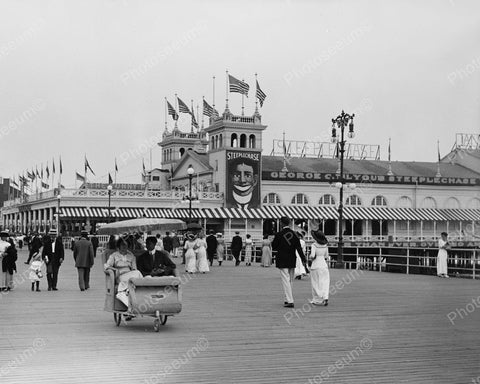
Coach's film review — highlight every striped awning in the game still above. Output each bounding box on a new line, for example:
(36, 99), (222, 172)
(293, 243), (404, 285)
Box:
(59, 206), (480, 222)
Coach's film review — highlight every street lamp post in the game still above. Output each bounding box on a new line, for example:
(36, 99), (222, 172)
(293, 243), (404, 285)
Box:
(107, 184), (113, 223)
(57, 194), (61, 235)
(331, 110), (355, 269)
(187, 165), (195, 223)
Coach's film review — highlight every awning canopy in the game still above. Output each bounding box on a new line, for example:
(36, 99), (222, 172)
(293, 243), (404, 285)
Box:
(59, 206), (480, 222)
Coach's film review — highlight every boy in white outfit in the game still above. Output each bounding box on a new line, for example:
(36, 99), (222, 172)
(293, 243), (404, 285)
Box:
(309, 230), (330, 306)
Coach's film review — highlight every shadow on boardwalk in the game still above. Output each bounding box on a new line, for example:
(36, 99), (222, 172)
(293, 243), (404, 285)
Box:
(0, 249), (479, 384)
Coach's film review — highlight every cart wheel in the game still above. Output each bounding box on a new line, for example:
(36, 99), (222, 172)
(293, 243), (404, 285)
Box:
(153, 318), (160, 332)
(114, 313), (121, 326)
(160, 315), (168, 325)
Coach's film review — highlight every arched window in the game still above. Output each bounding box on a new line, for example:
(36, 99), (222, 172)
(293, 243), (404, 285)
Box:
(215, 135), (219, 149)
(291, 193), (308, 205)
(421, 197), (437, 209)
(210, 136), (215, 150)
(445, 197), (460, 209)
(219, 134), (223, 148)
(249, 134), (256, 148)
(263, 193), (281, 205)
(231, 133), (238, 147)
(346, 195), (362, 206)
(371, 195), (387, 207)
(319, 194), (335, 205)
(468, 198), (480, 209)
(396, 196), (413, 208)
(240, 134), (247, 148)
(179, 148), (185, 157)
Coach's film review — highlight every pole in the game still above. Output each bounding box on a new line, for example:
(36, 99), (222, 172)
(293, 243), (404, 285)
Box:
(57, 197), (61, 235)
(108, 189), (112, 223)
(189, 173), (193, 223)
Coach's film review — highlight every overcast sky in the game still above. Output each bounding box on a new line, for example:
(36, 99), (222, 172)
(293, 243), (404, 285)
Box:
(0, 0), (479, 188)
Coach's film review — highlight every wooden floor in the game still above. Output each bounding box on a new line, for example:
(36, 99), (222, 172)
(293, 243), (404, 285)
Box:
(1, 249), (479, 384)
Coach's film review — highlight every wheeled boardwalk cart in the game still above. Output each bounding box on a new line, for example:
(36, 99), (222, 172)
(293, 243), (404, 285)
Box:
(104, 269), (182, 332)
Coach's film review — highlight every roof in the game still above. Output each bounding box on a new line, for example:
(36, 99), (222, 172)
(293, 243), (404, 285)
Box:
(261, 156), (480, 179)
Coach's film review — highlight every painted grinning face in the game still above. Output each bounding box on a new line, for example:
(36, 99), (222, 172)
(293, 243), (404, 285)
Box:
(232, 163), (258, 196)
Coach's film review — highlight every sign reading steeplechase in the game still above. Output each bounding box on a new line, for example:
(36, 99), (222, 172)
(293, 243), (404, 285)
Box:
(226, 151), (261, 209)
(262, 171), (480, 186)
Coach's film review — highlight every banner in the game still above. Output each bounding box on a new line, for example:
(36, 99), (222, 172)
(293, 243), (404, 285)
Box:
(225, 150), (261, 209)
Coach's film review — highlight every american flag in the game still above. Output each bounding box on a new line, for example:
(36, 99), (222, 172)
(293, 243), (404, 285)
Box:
(46, 164), (50, 179)
(191, 111), (199, 129)
(228, 75), (249, 96)
(167, 101), (179, 120)
(256, 80), (266, 107)
(177, 97), (191, 114)
(203, 99), (215, 117)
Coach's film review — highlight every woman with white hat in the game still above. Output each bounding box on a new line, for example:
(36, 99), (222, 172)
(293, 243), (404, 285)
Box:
(184, 232), (198, 274)
(309, 230), (330, 306)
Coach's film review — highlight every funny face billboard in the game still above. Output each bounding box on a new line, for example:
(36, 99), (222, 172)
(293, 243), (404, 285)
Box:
(225, 151), (261, 209)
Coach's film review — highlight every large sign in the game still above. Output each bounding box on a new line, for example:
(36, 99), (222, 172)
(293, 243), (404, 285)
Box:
(263, 171), (480, 186)
(271, 139), (380, 160)
(455, 133), (480, 149)
(226, 151), (261, 209)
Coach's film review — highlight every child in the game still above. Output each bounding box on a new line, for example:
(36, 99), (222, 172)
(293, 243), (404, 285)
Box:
(29, 252), (43, 292)
(309, 230), (330, 306)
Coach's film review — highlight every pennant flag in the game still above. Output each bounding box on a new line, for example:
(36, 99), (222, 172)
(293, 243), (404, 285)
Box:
(108, 173), (113, 185)
(203, 99), (215, 117)
(167, 101), (179, 120)
(52, 158), (56, 175)
(76, 172), (85, 183)
(41, 182), (49, 189)
(177, 97), (191, 114)
(115, 158), (118, 173)
(437, 141), (441, 162)
(388, 138), (391, 162)
(85, 156), (95, 176)
(142, 158), (146, 174)
(19, 175), (28, 186)
(59, 157), (63, 175)
(256, 80), (266, 107)
(40, 165), (44, 180)
(27, 171), (34, 180)
(228, 74), (249, 96)
(46, 164), (50, 179)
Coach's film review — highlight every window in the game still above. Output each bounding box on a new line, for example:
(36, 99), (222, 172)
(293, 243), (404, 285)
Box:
(345, 195), (361, 206)
(240, 134), (247, 148)
(445, 197), (460, 209)
(371, 195), (387, 206)
(249, 134), (256, 148)
(215, 160), (218, 171)
(211, 136), (215, 150)
(179, 148), (185, 157)
(219, 134), (223, 148)
(397, 196), (412, 208)
(231, 133), (238, 147)
(468, 198), (480, 209)
(263, 193), (281, 205)
(291, 193), (308, 205)
(319, 194), (335, 205)
(215, 135), (219, 149)
(421, 197), (437, 209)
(152, 176), (160, 181)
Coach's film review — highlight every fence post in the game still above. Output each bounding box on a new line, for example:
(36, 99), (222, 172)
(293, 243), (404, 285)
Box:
(406, 248), (410, 275)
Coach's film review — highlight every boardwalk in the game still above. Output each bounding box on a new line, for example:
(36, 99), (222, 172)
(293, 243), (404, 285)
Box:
(1, 249), (479, 384)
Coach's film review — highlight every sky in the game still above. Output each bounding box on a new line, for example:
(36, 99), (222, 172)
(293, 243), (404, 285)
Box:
(0, 0), (479, 188)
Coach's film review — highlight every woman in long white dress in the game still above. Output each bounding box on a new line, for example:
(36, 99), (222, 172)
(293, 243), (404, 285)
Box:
(260, 235), (272, 267)
(244, 234), (253, 266)
(196, 233), (209, 273)
(216, 233), (225, 266)
(309, 230), (330, 306)
(437, 232), (450, 278)
(294, 232), (307, 279)
(184, 233), (198, 274)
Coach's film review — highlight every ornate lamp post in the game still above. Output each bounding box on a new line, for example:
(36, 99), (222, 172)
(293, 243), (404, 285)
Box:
(187, 165), (195, 223)
(107, 184), (113, 223)
(57, 194), (62, 235)
(331, 110), (355, 269)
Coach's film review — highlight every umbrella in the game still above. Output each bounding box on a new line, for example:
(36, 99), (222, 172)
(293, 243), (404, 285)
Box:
(97, 218), (186, 235)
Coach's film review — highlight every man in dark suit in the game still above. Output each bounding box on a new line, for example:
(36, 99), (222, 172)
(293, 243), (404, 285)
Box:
(73, 231), (94, 291)
(206, 230), (218, 266)
(271, 216), (307, 308)
(230, 231), (243, 266)
(162, 232), (173, 255)
(90, 233), (99, 258)
(137, 236), (177, 277)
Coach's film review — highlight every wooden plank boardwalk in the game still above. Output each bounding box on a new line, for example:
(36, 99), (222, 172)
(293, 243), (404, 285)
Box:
(1, 248), (479, 384)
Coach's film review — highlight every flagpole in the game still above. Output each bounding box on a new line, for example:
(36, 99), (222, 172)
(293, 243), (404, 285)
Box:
(225, 70), (229, 112)
(254, 73), (259, 113)
(436, 140), (441, 177)
(387, 138), (393, 176)
(282, 132), (288, 172)
(212, 76), (216, 114)
(190, 100), (194, 133)
(115, 158), (117, 184)
(164, 97), (168, 133)
(196, 103), (200, 132)
(174, 94), (179, 130)
(202, 96), (205, 129)
(150, 148), (152, 171)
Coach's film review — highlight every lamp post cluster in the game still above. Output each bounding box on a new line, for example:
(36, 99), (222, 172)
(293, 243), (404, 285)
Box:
(331, 110), (355, 269)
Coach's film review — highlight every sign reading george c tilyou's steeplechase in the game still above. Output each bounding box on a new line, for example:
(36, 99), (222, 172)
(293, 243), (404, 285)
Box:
(262, 171), (480, 186)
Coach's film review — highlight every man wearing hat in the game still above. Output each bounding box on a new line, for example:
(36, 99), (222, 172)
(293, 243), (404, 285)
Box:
(73, 231), (94, 291)
(43, 230), (64, 291)
(0, 231), (16, 291)
(271, 217), (307, 308)
(206, 230), (218, 267)
(230, 231), (243, 266)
